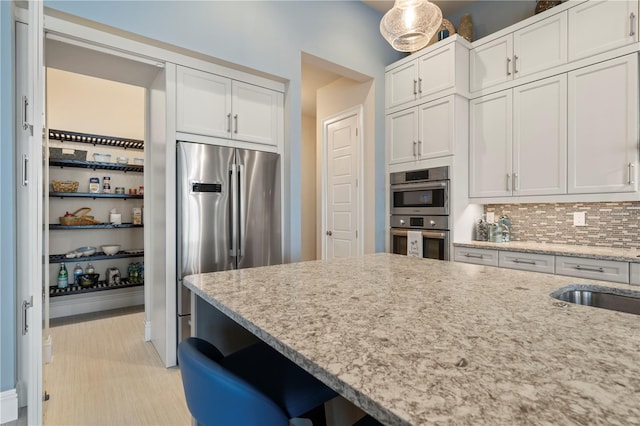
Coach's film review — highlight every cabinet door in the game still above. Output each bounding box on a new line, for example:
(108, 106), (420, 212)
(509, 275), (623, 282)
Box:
(417, 97), (453, 159)
(513, 12), (567, 78)
(417, 44), (455, 99)
(232, 81), (282, 146)
(513, 75), (567, 196)
(386, 61), (418, 109)
(454, 247), (499, 266)
(470, 35), (513, 92)
(469, 90), (513, 198)
(568, 0), (638, 62)
(176, 66), (231, 138)
(387, 108), (418, 165)
(568, 55), (638, 194)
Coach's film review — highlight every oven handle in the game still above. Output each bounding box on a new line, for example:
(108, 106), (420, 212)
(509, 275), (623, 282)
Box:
(390, 181), (448, 191)
(390, 228), (448, 239)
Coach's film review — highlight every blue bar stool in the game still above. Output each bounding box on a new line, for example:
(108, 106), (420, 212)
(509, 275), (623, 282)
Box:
(178, 337), (337, 426)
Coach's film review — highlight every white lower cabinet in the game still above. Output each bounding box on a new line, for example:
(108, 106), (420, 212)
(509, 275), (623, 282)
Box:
(498, 251), (555, 274)
(555, 256), (630, 284)
(631, 263), (640, 286)
(454, 247), (499, 266)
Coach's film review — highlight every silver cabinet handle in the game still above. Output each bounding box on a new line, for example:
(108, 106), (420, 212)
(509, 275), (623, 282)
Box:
(22, 96), (29, 131)
(506, 173), (511, 191)
(234, 114), (238, 134)
(465, 253), (484, 259)
(513, 55), (519, 74)
(227, 113), (231, 133)
(506, 57), (512, 76)
(513, 172), (519, 191)
(629, 163), (635, 184)
(513, 258), (536, 265)
(630, 12), (636, 36)
(418, 78), (422, 94)
(412, 141), (417, 157)
(22, 296), (33, 335)
(326, 230), (333, 236)
(417, 140), (422, 157)
(575, 265), (604, 273)
(22, 154), (28, 186)
(413, 79), (417, 95)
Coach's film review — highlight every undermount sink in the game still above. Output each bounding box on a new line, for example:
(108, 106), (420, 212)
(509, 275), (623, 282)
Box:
(550, 285), (640, 316)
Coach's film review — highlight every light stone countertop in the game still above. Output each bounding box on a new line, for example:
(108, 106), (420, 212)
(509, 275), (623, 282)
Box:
(184, 253), (640, 425)
(454, 241), (640, 263)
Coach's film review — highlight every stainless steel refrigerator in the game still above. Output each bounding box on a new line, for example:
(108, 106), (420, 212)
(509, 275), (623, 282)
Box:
(177, 141), (281, 342)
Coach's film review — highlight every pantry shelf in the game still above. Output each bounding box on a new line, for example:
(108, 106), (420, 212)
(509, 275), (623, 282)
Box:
(49, 129), (144, 150)
(49, 192), (143, 199)
(49, 223), (144, 230)
(49, 158), (144, 173)
(49, 250), (144, 264)
(49, 278), (144, 298)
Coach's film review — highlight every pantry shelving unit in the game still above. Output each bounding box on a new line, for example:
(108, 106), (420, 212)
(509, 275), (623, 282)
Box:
(48, 129), (145, 315)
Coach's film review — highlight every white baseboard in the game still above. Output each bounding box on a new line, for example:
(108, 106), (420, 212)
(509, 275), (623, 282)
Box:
(49, 287), (144, 319)
(1, 389), (18, 424)
(144, 319), (151, 342)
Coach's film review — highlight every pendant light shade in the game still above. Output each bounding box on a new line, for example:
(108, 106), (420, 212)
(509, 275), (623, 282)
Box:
(380, 0), (443, 52)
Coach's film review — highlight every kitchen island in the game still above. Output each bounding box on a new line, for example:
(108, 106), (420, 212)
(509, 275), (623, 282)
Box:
(183, 253), (640, 425)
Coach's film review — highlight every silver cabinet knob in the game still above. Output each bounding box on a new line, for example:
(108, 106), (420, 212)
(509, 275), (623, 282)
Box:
(326, 230), (333, 236)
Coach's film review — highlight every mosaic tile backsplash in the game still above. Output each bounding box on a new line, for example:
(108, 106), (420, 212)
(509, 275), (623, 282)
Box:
(484, 202), (640, 249)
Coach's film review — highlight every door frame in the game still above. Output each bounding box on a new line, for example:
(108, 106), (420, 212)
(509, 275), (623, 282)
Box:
(320, 105), (364, 259)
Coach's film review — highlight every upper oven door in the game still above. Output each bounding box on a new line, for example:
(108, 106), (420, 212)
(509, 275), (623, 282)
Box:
(391, 180), (449, 215)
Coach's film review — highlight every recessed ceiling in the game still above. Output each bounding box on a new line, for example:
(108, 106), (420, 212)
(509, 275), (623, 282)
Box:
(362, 0), (477, 18)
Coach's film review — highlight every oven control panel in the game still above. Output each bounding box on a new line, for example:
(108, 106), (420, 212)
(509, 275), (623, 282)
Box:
(390, 215), (448, 230)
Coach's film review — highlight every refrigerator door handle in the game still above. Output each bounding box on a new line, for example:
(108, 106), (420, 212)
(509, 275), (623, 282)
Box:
(238, 163), (246, 257)
(230, 163), (238, 257)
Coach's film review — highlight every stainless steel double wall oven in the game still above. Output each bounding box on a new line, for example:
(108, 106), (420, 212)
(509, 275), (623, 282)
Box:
(390, 166), (450, 260)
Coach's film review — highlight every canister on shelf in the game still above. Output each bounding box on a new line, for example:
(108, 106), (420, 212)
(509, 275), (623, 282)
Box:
(139, 186), (144, 195)
(115, 187), (125, 194)
(89, 177), (100, 193)
(102, 176), (111, 193)
(132, 207), (142, 225)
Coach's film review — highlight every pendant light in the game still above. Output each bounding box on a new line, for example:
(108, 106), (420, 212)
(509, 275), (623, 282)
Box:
(380, 0), (443, 52)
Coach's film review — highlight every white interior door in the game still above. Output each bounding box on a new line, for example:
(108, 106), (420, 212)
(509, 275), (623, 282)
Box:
(324, 111), (360, 259)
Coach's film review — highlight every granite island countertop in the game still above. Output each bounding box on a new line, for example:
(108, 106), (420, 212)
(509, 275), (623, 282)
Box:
(454, 241), (640, 263)
(184, 253), (640, 425)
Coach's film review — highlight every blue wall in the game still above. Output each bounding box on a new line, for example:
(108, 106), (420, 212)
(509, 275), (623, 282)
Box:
(447, 0), (537, 41)
(1, 0), (16, 393)
(46, 0), (403, 260)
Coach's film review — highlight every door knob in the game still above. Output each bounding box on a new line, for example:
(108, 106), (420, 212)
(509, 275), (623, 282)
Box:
(326, 231), (333, 236)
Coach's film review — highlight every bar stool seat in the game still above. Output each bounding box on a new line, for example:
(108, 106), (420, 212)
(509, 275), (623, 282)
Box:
(178, 337), (337, 426)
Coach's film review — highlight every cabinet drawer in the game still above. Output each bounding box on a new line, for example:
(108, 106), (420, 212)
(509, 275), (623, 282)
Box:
(631, 263), (640, 286)
(498, 251), (555, 274)
(454, 247), (499, 266)
(555, 256), (630, 284)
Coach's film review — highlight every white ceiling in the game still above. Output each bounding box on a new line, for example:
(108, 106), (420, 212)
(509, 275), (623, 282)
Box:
(362, 0), (477, 18)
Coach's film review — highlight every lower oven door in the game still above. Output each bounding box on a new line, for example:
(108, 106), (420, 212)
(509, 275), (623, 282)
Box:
(390, 228), (450, 261)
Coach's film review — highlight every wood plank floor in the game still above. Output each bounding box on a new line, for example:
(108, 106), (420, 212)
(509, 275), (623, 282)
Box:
(44, 306), (191, 425)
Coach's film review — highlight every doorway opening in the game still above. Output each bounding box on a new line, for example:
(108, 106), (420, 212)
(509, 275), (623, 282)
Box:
(300, 53), (376, 261)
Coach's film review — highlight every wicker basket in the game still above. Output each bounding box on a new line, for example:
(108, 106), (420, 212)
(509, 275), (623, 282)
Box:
(59, 207), (100, 226)
(52, 180), (79, 193)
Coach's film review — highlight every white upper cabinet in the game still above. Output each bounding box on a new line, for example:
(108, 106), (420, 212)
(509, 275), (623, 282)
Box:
(568, 54), (638, 194)
(388, 95), (461, 165)
(177, 66), (283, 148)
(470, 75), (567, 198)
(471, 12), (567, 92)
(469, 90), (513, 198)
(387, 107), (419, 165)
(386, 38), (469, 110)
(568, 0), (639, 62)
(177, 66), (231, 139)
(232, 81), (282, 146)
(512, 75), (567, 196)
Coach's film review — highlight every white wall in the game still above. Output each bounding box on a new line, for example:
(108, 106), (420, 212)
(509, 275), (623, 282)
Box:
(316, 77), (376, 256)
